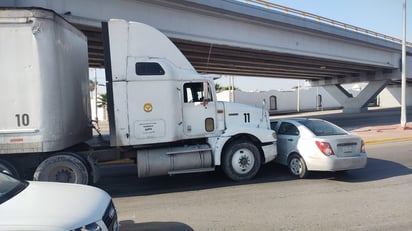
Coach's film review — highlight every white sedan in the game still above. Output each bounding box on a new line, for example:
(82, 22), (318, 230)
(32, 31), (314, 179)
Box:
(271, 118), (367, 178)
(0, 172), (118, 231)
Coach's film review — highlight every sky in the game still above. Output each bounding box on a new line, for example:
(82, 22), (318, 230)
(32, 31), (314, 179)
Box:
(92, 1), (412, 92)
(215, 0), (412, 91)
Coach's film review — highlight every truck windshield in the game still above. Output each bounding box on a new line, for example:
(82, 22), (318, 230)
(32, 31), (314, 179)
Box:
(0, 172), (28, 204)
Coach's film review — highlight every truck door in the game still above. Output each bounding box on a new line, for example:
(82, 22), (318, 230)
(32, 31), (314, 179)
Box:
(182, 81), (216, 137)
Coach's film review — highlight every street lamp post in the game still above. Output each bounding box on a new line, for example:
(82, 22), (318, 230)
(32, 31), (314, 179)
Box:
(401, 0), (407, 128)
(297, 80), (301, 112)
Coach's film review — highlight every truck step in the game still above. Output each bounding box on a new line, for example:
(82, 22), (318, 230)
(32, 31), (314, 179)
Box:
(168, 167), (215, 175)
(166, 147), (212, 155)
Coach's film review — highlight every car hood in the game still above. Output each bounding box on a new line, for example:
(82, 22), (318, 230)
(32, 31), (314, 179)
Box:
(0, 181), (111, 230)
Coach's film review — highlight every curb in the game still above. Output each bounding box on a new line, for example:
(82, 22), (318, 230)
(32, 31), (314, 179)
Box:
(364, 136), (412, 145)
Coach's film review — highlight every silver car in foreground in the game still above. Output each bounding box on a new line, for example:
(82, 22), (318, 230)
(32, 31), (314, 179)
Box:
(271, 118), (367, 178)
(0, 172), (118, 231)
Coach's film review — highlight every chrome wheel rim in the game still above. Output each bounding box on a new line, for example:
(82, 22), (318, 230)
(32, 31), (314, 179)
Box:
(232, 148), (255, 174)
(290, 158), (302, 175)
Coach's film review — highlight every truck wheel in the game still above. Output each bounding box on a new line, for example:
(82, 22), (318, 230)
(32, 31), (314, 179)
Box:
(33, 154), (89, 184)
(288, 154), (308, 178)
(0, 160), (19, 177)
(222, 140), (261, 181)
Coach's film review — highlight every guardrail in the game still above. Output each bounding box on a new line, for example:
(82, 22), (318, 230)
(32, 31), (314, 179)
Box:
(244, 0), (412, 47)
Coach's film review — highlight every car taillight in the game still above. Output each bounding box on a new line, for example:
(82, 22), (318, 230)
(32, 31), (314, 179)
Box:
(360, 140), (366, 153)
(316, 141), (335, 156)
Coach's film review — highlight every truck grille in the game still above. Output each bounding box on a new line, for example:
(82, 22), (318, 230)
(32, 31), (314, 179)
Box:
(103, 201), (118, 231)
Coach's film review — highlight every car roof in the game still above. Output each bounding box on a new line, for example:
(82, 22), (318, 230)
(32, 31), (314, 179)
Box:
(272, 118), (324, 123)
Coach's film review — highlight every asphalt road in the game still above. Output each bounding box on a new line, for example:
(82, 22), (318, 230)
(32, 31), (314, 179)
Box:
(97, 140), (412, 231)
(272, 106), (412, 130)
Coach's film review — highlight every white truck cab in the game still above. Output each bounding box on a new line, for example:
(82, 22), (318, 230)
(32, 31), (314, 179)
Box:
(103, 20), (277, 181)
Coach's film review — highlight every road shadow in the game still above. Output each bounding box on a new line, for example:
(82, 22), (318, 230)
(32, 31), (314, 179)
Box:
(305, 157), (412, 183)
(96, 162), (293, 197)
(119, 220), (193, 231)
(96, 157), (412, 197)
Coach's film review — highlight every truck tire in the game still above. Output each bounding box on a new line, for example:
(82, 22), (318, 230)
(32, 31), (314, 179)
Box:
(33, 154), (89, 184)
(0, 160), (19, 177)
(222, 140), (261, 181)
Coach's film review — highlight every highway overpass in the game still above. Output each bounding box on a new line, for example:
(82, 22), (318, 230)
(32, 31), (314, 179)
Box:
(2, 0), (412, 112)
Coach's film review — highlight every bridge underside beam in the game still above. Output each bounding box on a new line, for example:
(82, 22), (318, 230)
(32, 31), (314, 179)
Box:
(323, 79), (390, 113)
(308, 69), (401, 86)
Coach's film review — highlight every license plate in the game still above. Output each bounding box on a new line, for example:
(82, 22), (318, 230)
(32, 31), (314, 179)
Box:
(342, 145), (353, 153)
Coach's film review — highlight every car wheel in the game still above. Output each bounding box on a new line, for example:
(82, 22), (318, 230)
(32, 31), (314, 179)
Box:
(288, 154), (308, 178)
(222, 140), (261, 181)
(33, 153), (89, 184)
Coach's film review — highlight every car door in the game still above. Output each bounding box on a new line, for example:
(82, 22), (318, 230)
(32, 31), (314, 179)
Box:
(276, 122), (300, 165)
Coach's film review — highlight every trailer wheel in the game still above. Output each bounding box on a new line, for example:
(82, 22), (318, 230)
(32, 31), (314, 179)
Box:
(33, 154), (89, 184)
(0, 160), (19, 177)
(222, 140), (261, 181)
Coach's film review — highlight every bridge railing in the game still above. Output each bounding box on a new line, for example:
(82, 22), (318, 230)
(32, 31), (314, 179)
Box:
(244, 0), (412, 47)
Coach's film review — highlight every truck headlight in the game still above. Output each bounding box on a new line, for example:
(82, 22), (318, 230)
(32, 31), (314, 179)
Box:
(272, 132), (277, 139)
(74, 222), (102, 231)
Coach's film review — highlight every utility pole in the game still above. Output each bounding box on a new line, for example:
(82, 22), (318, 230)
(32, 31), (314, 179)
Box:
(401, 0), (407, 128)
(297, 80), (300, 112)
(94, 68), (98, 122)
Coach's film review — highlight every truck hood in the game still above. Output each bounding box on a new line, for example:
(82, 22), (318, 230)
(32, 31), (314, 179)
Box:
(222, 101), (270, 129)
(0, 181), (111, 230)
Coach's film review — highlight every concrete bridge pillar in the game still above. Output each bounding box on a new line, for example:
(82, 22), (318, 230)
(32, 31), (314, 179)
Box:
(323, 80), (390, 113)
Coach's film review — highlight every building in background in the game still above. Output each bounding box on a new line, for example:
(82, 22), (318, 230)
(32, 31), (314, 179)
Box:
(217, 87), (341, 115)
(217, 84), (412, 115)
(379, 84), (412, 108)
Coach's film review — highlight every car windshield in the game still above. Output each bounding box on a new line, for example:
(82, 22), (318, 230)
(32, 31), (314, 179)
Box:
(0, 172), (28, 204)
(299, 119), (348, 136)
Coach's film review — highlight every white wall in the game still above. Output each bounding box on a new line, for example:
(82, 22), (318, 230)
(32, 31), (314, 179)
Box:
(217, 87), (341, 113)
(378, 85), (412, 108)
(218, 85), (412, 113)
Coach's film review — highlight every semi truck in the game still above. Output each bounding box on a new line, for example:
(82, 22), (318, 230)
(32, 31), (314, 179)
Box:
(0, 8), (277, 184)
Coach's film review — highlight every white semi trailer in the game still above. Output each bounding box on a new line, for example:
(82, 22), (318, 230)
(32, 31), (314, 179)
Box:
(0, 8), (277, 184)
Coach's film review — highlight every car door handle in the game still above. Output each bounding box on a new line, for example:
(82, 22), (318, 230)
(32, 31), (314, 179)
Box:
(287, 139), (293, 141)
